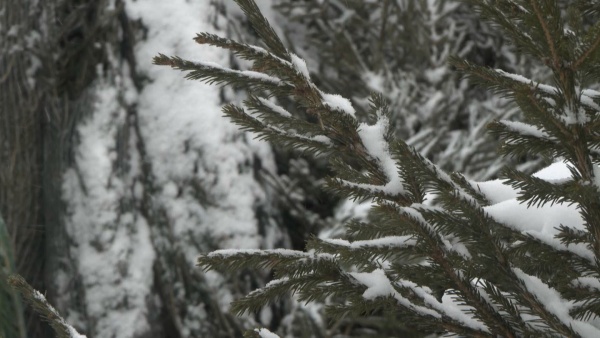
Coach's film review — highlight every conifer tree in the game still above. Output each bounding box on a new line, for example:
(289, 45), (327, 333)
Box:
(155, 0), (597, 336)
(273, 0), (547, 180)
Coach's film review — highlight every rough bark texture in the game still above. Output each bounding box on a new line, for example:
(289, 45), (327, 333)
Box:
(0, 0), (130, 336)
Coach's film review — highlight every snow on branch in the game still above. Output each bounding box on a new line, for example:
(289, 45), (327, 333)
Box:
(513, 268), (600, 337)
(350, 268), (442, 319)
(322, 236), (416, 249)
(495, 69), (598, 124)
(252, 328), (281, 338)
(495, 69), (559, 96)
(153, 54), (290, 92)
(350, 269), (491, 333)
(8, 275), (87, 338)
(320, 92), (357, 118)
(499, 120), (550, 139)
(256, 97), (292, 117)
(336, 116), (405, 197)
(199, 248), (337, 273)
(206, 248), (329, 259)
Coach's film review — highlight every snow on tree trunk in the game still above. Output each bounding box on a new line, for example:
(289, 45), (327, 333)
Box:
(58, 1), (281, 337)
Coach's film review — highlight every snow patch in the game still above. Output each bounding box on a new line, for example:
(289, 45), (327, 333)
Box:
(322, 236), (416, 249)
(514, 268), (600, 336)
(290, 53), (310, 78)
(254, 328), (281, 338)
(340, 117), (405, 195)
(321, 92), (357, 117)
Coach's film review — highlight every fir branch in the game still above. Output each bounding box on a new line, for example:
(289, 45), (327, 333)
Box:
(488, 120), (559, 159)
(568, 278), (600, 321)
(232, 0), (289, 60)
(383, 203), (519, 336)
(309, 236), (417, 269)
(467, 0), (543, 59)
(477, 281), (531, 335)
(556, 225), (594, 246)
(223, 103), (332, 155)
(7, 275), (86, 338)
(159, 0), (600, 335)
(512, 268), (582, 337)
(503, 167), (580, 207)
(196, 248), (336, 274)
(529, 0), (561, 69)
(573, 21), (600, 70)
(230, 277), (295, 315)
(193, 33), (299, 82)
(153, 54), (291, 94)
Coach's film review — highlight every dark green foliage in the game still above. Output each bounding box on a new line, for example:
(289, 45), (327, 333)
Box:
(7, 275), (75, 338)
(0, 217), (27, 338)
(274, 0), (538, 180)
(157, 0), (600, 336)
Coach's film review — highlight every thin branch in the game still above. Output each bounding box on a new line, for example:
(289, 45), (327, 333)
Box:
(530, 0), (560, 68)
(573, 33), (600, 70)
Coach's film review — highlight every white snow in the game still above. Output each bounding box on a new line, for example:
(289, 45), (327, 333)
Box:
(323, 236), (416, 249)
(499, 120), (549, 138)
(473, 179), (519, 204)
(533, 160), (573, 183)
(62, 1), (279, 337)
(441, 235), (472, 259)
(439, 291), (490, 332)
(475, 160), (574, 204)
(208, 248), (313, 259)
(496, 69), (599, 125)
(496, 69), (558, 96)
(580, 93), (600, 111)
(290, 53), (310, 78)
(363, 71), (385, 93)
(594, 164), (600, 190)
(258, 97), (292, 117)
(482, 161), (594, 262)
(189, 59), (285, 85)
(485, 195), (592, 262)
(513, 268), (600, 337)
(334, 198), (374, 221)
(350, 268), (396, 300)
(320, 92), (357, 117)
(350, 269), (441, 318)
(340, 117), (405, 195)
(62, 77), (156, 338)
(254, 328), (281, 338)
(350, 269), (489, 332)
(424, 66), (447, 84)
(572, 277), (600, 292)
(31, 289), (88, 338)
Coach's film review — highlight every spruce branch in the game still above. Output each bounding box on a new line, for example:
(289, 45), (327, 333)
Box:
(231, 0), (289, 60)
(529, 0), (562, 69)
(573, 22), (600, 70)
(153, 54), (291, 95)
(222, 103), (332, 155)
(193, 33), (301, 83)
(7, 275), (86, 338)
(158, 0), (600, 335)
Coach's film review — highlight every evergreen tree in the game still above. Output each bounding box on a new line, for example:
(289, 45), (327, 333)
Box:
(155, 0), (600, 336)
(273, 0), (548, 180)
